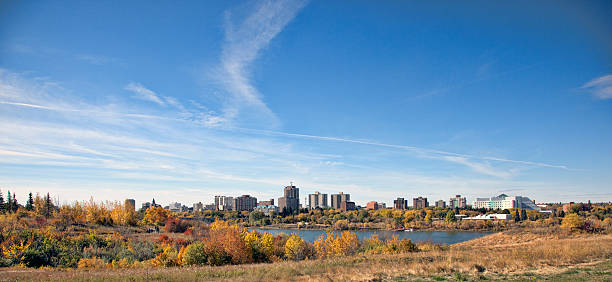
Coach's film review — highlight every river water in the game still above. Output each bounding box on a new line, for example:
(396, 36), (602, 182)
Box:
(250, 228), (491, 245)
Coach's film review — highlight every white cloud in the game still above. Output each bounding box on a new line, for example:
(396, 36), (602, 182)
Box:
(124, 82), (166, 105)
(582, 74), (612, 100)
(213, 0), (308, 126)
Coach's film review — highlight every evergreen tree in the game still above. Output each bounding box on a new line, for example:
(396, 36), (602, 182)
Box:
(0, 190), (4, 212)
(25, 192), (34, 211)
(514, 209), (520, 222)
(43, 193), (52, 217)
(6, 191), (13, 213)
(520, 209), (527, 221)
(11, 193), (18, 212)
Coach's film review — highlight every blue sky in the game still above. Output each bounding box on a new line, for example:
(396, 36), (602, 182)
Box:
(0, 0), (611, 207)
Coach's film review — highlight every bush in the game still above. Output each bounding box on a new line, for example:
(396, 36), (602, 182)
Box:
(181, 242), (207, 265)
(164, 217), (190, 233)
(284, 233), (308, 260)
(77, 257), (109, 269)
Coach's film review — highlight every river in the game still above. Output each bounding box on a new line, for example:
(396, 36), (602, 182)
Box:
(250, 228), (491, 245)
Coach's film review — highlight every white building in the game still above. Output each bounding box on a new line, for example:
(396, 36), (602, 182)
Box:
(254, 205), (279, 216)
(473, 195), (540, 211)
(467, 214), (511, 220)
(169, 202), (183, 212)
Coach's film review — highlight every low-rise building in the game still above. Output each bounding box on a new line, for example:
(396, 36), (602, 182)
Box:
(467, 214), (511, 220)
(258, 199), (274, 206)
(340, 201), (356, 211)
(473, 194), (540, 211)
(366, 201), (379, 210)
(169, 202), (183, 212)
(193, 202), (204, 212)
(254, 205), (279, 216)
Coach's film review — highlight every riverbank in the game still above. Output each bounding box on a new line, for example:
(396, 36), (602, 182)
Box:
(252, 223), (505, 232)
(3, 229), (610, 281)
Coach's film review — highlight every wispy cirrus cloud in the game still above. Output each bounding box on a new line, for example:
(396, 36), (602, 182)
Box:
(213, 0), (308, 126)
(582, 74), (612, 100)
(124, 82), (166, 105)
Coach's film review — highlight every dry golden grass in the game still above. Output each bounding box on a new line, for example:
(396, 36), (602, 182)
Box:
(2, 230), (611, 281)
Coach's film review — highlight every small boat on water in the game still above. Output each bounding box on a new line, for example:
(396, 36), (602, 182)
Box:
(404, 228), (414, 232)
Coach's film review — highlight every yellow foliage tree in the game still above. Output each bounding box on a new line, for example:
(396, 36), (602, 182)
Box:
(284, 233), (308, 260)
(142, 206), (170, 226)
(561, 213), (584, 230)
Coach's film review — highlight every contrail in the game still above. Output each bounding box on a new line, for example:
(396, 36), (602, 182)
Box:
(232, 127), (569, 170)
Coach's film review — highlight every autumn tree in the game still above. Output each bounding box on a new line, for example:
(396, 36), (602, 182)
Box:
(142, 206), (170, 226)
(284, 233), (308, 260)
(445, 210), (456, 222)
(561, 213), (584, 230)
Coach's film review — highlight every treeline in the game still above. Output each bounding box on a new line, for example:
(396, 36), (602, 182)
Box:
(0, 219), (422, 269)
(0, 190), (54, 216)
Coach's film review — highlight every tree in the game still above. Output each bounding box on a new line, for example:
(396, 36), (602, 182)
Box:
(25, 192), (34, 211)
(520, 209), (527, 221)
(249, 211), (264, 224)
(514, 209), (520, 222)
(143, 206), (170, 226)
(6, 191), (13, 213)
(10, 193), (18, 212)
(561, 213), (584, 230)
(0, 190), (4, 212)
(445, 210), (456, 222)
(43, 193), (53, 217)
(285, 233), (308, 260)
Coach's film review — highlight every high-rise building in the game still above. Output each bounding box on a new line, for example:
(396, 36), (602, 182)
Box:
(233, 195), (257, 212)
(330, 192), (350, 209)
(284, 185), (299, 199)
(473, 195), (540, 211)
(278, 184), (300, 213)
(125, 199), (135, 212)
(308, 192), (328, 209)
(366, 201), (379, 210)
(413, 197), (428, 209)
(435, 200), (446, 209)
(449, 195), (467, 209)
(215, 196), (234, 211)
(393, 198), (408, 210)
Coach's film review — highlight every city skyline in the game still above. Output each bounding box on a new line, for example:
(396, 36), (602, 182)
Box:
(1, 1), (611, 206)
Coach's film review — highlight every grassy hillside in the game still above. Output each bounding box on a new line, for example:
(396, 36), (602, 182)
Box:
(2, 229), (611, 281)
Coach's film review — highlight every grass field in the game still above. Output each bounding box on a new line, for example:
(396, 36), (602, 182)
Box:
(2, 230), (611, 281)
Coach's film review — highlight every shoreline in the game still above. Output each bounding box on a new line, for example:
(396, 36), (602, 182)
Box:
(249, 224), (499, 233)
